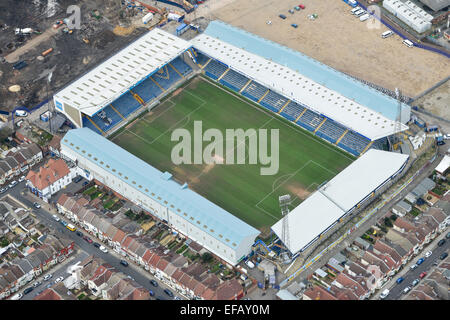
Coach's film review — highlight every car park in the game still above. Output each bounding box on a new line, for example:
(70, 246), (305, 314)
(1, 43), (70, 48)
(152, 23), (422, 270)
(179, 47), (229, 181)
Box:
(43, 274), (53, 281)
(23, 287), (33, 295)
(440, 252), (448, 260)
(164, 289), (174, 297)
(403, 286), (412, 294)
(416, 258), (425, 265)
(119, 260), (128, 267)
(99, 245), (108, 253)
(424, 250), (432, 258)
(411, 279), (420, 286)
(150, 280), (158, 287)
(33, 202), (41, 209)
(54, 276), (64, 284)
(437, 239), (446, 247)
(396, 277), (404, 284)
(419, 272), (427, 279)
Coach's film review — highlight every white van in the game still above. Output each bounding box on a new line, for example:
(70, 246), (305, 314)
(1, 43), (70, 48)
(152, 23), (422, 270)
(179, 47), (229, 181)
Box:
(351, 7), (361, 14)
(15, 110), (28, 117)
(380, 289), (390, 299)
(355, 10), (366, 17)
(402, 39), (414, 48)
(360, 13), (370, 22)
(10, 293), (23, 300)
(381, 30), (394, 38)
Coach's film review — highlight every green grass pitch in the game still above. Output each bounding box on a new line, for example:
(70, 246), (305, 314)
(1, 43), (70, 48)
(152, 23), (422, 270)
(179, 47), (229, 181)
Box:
(110, 76), (354, 233)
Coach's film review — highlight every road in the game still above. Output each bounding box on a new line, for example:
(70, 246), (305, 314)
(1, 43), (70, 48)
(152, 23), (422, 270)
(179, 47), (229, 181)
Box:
(6, 180), (181, 300)
(383, 233), (449, 300)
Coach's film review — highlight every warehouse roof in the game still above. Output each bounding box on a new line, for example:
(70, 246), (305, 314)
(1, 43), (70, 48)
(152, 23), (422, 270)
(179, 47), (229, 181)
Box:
(61, 128), (260, 249)
(418, 0), (449, 12)
(54, 28), (191, 116)
(272, 149), (409, 254)
(198, 21), (410, 122)
(192, 24), (409, 140)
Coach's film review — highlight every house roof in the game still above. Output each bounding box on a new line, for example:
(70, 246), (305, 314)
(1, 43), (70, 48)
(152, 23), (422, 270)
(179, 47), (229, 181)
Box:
(303, 285), (337, 300)
(26, 158), (70, 190)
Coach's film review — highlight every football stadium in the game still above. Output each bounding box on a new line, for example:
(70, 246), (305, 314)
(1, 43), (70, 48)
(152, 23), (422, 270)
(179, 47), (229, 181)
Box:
(57, 21), (411, 266)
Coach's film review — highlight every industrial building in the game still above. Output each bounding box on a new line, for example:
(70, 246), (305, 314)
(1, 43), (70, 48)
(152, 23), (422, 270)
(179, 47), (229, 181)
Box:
(383, 0), (433, 33)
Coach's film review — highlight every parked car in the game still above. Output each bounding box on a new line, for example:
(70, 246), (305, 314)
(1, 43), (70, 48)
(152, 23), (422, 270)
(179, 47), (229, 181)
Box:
(32, 281), (41, 288)
(411, 279), (420, 286)
(43, 274), (53, 281)
(33, 202), (41, 209)
(93, 242), (101, 248)
(18, 175), (25, 182)
(410, 264), (418, 270)
(52, 214), (60, 222)
(174, 296), (181, 300)
(83, 236), (93, 243)
(0, 187), (7, 194)
(73, 175), (83, 183)
(245, 260), (255, 269)
(425, 250), (432, 258)
(279, 14), (287, 19)
(440, 252), (448, 260)
(446, 232), (450, 239)
(23, 287), (33, 295)
(396, 277), (404, 284)
(54, 276), (64, 284)
(99, 245), (108, 253)
(403, 286), (412, 294)
(8, 181), (18, 188)
(164, 288), (174, 297)
(419, 272), (427, 279)
(437, 239), (446, 247)
(416, 258), (425, 265)
(149, 290), (155, 296)
(150, 280), (158, 287)
(119, 260), (128, 267)
(76, 231), (83, 237)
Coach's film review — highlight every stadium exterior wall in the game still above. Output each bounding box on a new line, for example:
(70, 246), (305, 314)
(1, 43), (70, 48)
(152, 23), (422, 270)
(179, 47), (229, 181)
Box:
(60, 134), (257, 266)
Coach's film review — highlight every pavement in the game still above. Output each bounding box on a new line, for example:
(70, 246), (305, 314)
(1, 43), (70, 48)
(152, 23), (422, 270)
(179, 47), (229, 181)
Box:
(374, 231), (449, 300)
(5, 179), (184, 300)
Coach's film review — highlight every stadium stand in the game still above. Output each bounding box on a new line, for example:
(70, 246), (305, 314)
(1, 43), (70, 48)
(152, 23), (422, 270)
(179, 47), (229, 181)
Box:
(242, 81), (268, 102)
(152, 65), (182, 90)
(203, 59), (228, 79)
(110, 91), (142, 119)
(196, 51), (211, 67)
(260, 91), (289, 113)
(89, 105), (123, 133)
(316, 119), (347, 144)
(280, 101), (305, 121)
(297, 109), (325, 132)
(338, 131), (371, 156)
(219, 69), (249, 92)
(132, 77), (163, 103)
(82, 116), (104, 135)
(170, 57), (192, 77)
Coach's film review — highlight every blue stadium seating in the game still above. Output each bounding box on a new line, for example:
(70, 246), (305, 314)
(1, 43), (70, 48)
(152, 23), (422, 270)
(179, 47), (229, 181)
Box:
(196, 52), (210, 66)
(338, 131), (371, 156)
(132, 76), (163, 103)
(89, 105), (123, 133)
(260, 91), (289, 113)
(242, 81), (268, 102)
(170, 57), (192, 77)
(297, 110), (324, 132)
(220, 69), (249, 92)
(112, 91), (142, 119)
(203, 59), (228, 80)
(82, 117), (103, 135)
(152, 65), (182, 90)
(316, 119), (347, 144)
(280, 101), (305, 121)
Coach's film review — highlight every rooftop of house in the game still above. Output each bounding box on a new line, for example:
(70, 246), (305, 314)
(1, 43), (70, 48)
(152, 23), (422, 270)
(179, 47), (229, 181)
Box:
(26, 158), (71, 190)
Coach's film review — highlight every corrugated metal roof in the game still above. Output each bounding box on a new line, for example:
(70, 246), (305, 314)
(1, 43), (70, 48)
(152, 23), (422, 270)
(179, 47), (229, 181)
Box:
(62, 128), (260, 248)
(54, 28), (191, 116)
(200, 21), (411, 124)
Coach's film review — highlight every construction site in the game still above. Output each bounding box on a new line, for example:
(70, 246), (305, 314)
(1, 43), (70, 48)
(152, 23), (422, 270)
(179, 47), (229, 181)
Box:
(0, 0), (200, 113)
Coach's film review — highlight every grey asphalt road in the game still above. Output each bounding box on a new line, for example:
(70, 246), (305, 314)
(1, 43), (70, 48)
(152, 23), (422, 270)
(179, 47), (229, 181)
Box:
(385, 237), (449, 300)
(5, 180), (181, 300)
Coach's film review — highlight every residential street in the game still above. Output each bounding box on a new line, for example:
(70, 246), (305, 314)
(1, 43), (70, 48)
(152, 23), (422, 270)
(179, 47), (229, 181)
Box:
(6, 181), (184, 300)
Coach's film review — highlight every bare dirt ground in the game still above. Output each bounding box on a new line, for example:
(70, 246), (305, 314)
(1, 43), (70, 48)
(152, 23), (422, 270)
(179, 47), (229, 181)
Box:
(413, 79), (450, 121)
(211, 0), (450, 98)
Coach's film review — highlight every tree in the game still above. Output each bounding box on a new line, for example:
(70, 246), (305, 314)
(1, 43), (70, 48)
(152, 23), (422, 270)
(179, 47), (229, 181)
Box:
(384, 217), (393, 228)
(201, 252), (213, 263)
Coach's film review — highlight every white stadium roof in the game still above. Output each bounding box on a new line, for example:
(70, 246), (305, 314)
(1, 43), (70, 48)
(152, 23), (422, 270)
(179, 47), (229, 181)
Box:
(272, 149), (409, 254)
(54, 28), (191, 116)
(191, 34), (408, 141)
